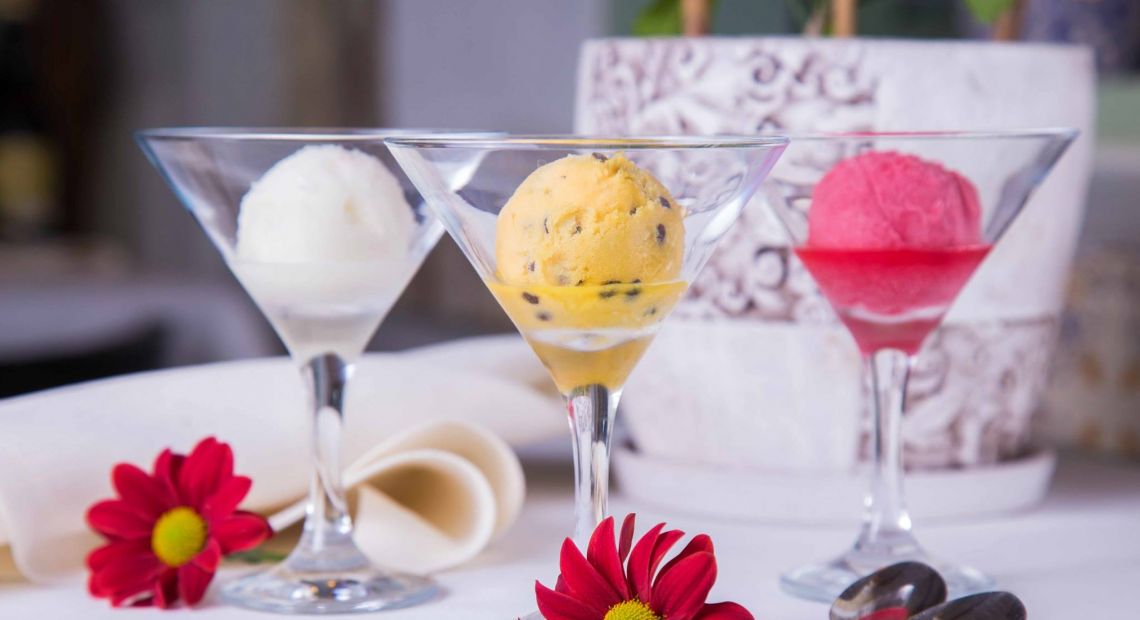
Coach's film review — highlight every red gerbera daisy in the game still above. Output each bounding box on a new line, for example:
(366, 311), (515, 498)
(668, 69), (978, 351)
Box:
(536, 514), (753, 620)
(85, 437), (272, 608)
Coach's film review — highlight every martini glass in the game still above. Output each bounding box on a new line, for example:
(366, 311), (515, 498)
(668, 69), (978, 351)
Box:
(761, 130), (1077, 602)
(387, 135), (787, 547)
(138, 128), (482, 614)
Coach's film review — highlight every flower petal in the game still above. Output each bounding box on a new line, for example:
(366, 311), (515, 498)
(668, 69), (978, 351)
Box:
(87, 539), (151, 572)
(555, 575), (570, 595)
(90, 551), (161, 599)
(113, 464), (175, 519)
(177, 564), (214, 606)
(211, 511), (272, 554)
(694, 601), (755, 620)
(649, 529), (685, 578)
(655, 534), (714, 586)
(651, 551), (717, 620)
(179, 437), (233, 510)
(192, 538), (222, 572)
(86, 500), (155, 539)
(629, 526), (685, 603)
(153, 449), (185, 502)
(200, 475), (252, 520)
(558, 538), (619, 614)
(587, 516), (629, 599)
(619, 513), (636, 563)
(153, 569), (179, 609)
(627, 522), (666, 602)
(110, 580), (157, 607)
(178, 539), (221, 605)
(536, 580), (599, 620)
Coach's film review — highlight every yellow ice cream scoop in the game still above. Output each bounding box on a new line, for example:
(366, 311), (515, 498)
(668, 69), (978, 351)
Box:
(494, 153), (684, 287)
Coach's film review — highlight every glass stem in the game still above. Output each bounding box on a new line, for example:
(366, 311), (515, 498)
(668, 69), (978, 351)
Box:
(854, 348), (921, 560)
(287, 352), (369, 573)
(567, 384), (620, 548)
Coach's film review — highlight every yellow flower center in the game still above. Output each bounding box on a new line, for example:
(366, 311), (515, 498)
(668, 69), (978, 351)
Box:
(151, 507), (208, 567)
(604, 600), (661, 620)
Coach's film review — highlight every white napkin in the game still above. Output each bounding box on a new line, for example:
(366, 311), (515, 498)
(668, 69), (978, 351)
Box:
(0, 335), (565, 583)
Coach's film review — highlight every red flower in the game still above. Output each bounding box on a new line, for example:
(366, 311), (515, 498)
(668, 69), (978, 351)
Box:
(536, 514), (753, 620)
(85, 437), (272, 608)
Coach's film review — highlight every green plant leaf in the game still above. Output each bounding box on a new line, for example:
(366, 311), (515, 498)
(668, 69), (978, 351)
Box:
(964, 0), (1016, 24)
(228, 547), (288, 565)
(633, 0), (683, 36)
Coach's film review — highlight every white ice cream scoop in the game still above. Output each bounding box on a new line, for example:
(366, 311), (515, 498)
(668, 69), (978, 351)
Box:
(236, 144), (414, 264)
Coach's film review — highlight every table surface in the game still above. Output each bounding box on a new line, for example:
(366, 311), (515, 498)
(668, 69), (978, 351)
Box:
(2, 456), (1137, 619)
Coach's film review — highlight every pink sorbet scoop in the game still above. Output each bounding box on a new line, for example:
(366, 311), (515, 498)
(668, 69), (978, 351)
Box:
(808, 151), (982, 248)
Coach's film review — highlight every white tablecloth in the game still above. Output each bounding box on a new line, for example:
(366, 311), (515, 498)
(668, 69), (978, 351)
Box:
(1, 456), (1136, 619)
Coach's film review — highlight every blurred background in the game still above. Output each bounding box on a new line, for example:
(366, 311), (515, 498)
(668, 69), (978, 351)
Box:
(1, 0), (1138, 397)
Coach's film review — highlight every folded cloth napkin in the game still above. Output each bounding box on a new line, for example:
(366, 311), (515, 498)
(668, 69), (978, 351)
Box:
(0, 335), (564, 583)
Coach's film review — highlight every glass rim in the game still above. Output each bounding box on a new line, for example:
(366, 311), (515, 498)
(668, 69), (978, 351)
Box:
(764, 128), (1079, 142)
(383, 134), (791, 150)
(135, 127), (498, 142)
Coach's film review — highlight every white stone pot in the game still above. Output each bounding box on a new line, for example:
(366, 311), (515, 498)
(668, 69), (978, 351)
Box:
(576, 37), (1095, 473)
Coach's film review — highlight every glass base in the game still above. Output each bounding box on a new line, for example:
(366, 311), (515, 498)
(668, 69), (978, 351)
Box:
(222, 563), (440, 614)
(780, 549), (994, 603)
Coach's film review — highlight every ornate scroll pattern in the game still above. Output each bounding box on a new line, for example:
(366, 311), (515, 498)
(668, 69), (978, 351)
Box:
(578, 38), (1056, 468)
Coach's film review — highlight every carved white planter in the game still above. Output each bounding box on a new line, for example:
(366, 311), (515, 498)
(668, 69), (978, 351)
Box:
(576, 38), (1095, 473)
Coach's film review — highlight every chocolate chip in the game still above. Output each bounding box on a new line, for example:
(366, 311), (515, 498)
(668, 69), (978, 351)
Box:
(644, 307), (658, 317)
(573, 224), (582, 235)
(603, 280), (621, 285)
(536, 311), (552, 322)
(522, 292), (540, 305)
(527, 261), (536, 272)
(599, 289), (618, 299)
(576, 279), (585, 286)
(659, 196), (671, 209)
(656, 224), (666, 244)
(629, 206), (638, 216)
(543, 218), (549, 234)
(625, 287), (642, 299)
(632, 279), (641, 284)
(592, 152), (608, 162)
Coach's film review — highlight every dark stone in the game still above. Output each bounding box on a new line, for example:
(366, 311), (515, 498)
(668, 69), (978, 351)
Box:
(909, 592), (1026, 620)
(830, 562), (947, 620)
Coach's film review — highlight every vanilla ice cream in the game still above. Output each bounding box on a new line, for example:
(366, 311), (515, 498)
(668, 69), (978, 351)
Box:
(232, 145), (421, 359)
(236, 145), (414, 263)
